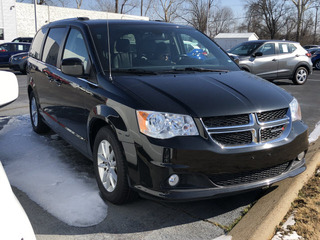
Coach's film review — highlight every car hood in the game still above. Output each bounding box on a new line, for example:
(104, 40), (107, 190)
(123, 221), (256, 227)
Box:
(114, 70), (292, 117)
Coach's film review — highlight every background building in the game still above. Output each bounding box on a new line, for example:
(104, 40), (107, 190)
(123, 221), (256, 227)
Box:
(0, 0), (148, 43)
(214, 33), (259, 50)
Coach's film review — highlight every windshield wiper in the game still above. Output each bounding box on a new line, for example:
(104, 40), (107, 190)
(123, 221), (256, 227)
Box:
(172, 67), (229, 73)
(113, 69), (158, 75)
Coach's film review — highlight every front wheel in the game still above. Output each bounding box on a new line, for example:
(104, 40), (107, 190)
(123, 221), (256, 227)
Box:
(292, 67), (308, 85)
(314, 60), (320, 70)
(93, 126), (136, 204)
(29, 92), (50, 134)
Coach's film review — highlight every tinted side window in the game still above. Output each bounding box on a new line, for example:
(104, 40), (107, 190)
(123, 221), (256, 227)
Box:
(13, 44), (29, 52)
(42, 27), (66, 67)
(258, 43), (275, 56)
(62, 28), (90, 73)
(29, 27), (48, 60)
(0, 44), (9, 52)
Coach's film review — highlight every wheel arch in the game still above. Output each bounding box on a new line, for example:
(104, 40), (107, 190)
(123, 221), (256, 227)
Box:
(292, 63), (311, 77)
(88, 105), (127, 154)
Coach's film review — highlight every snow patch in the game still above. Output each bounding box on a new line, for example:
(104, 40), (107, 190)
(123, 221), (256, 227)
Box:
(0, 116), (108, 227)
(308, 121), (320, 143)
(213, 235), (232, 240)
(272, 214), (303, 240)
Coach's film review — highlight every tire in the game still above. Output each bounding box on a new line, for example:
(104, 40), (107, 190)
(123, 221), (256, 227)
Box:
(315, 60), (320, 70)
(29, 92), (50, 134)
(292, 66), (308, 85)
(93, 126), (136, 204)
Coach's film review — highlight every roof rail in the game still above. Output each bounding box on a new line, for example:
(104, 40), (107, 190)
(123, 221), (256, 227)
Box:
(77, 17), (89, 21)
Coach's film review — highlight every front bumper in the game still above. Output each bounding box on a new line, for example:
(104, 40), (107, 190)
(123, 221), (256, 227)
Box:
(134, 158), (305, 201)
(125, 121), (308, 201)
(9, 60), (26, 72)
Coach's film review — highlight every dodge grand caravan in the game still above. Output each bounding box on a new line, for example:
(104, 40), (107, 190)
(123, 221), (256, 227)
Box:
(27, 18), (308, 204)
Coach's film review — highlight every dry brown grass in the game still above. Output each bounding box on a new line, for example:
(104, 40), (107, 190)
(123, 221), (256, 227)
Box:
(286, 167), (320, 240)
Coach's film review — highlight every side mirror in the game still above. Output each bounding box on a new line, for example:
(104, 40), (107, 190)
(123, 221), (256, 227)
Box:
(231, 55), (240, 64)
(0, 71), (19, 108)
(61, 58), (84, 77)
(252, 52), (263, 57)
(228, 54), (240, 64)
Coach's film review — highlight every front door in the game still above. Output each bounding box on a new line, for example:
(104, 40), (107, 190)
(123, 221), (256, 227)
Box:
(251, 43), (277, 79)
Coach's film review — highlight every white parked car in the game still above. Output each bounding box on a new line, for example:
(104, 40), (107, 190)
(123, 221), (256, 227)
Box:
(0, 162), (36, 240)
(0, 70), (19, 107)
(0, 70), (36, 240)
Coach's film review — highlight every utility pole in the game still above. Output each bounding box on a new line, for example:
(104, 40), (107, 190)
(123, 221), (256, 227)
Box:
(34, 0), (37, 32)
(314, 6), (319, 44)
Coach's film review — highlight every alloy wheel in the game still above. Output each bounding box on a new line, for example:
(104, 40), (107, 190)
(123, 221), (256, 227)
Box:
(31, 97), (38, 127)
(296, 68), (307, 84)
(97, 140), (117, 192)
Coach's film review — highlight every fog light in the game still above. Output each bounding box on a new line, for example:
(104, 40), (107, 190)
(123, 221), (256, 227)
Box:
(297, 151), (305, 161)
(168, 174), (179, 187)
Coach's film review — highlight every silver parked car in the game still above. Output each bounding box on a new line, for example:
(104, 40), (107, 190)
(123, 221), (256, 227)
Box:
(228, 40), (313, 85)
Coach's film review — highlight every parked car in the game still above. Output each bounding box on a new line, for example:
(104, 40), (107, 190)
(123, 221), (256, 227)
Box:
(0, 162), (36, 240)
(0, 70), (18, 107)
(0, 71), (34, 239)
(309, 49), (320, 70)
(9, 52), (28, 74)
(0, 42), (30, 67)
(28, 18), (308, 204)
(12, 37), (33, 43)
(228, 40), (313, 85)
(303, 44), (320, 50)
(307, 47), (320, 55)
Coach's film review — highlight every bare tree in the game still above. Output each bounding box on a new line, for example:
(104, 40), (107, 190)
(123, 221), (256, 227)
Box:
(245, 0), (289, 39)
(208, 6), (234, 37)
(90, 0), (114, 11)
(140, 0), (153, 16)
(75, 0), (83, 9)
(291, 0), (314, 41)
(184, 0), (214, 33)
(90, 0), (138, 14)
(153, 0), (183, 22)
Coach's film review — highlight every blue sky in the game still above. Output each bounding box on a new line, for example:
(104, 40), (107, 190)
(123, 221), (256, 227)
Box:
(220, 0), (246, 18)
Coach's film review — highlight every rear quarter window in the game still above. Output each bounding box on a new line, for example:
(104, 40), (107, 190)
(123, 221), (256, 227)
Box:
(29, 27), (48, 60)
(279, 43), (297, 54)
(42, 27), (66, 67)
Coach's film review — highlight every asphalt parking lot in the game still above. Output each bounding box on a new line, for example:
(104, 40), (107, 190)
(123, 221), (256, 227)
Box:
(0, 69), (319, 240)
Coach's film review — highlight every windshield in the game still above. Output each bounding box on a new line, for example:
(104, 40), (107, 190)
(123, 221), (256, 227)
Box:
(90, 22), (239, 74)
(228, 42), (264, 56)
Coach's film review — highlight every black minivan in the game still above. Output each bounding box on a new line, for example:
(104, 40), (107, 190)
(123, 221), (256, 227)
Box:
(27, 18), (308, 204)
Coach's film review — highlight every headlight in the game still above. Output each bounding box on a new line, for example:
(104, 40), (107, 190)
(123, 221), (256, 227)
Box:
(13, 56), (27, 61)
(289, 97), (301, 121)
(136, 110), (199, 139)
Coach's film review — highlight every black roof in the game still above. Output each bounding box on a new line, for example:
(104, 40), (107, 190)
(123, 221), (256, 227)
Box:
(44, 17), (193, 29)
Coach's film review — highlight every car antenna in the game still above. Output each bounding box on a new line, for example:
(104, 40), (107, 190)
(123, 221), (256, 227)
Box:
(107, 20), (113, 81)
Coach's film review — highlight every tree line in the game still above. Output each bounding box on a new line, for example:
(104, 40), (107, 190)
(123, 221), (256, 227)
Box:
(19, 0), (320, 45)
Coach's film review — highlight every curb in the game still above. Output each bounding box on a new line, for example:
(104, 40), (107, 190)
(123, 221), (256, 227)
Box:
(228, 140), (320, 240)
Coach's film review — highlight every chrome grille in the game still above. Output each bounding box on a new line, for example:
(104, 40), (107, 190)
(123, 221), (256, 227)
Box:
(202, 108), (290, 148)
(209, 161), (291, 186)
(257, 108), (288, 122)
(202, 114), (249, 128)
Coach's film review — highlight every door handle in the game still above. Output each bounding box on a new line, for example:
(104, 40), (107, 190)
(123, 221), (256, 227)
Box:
(272, 59), (277, 61)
